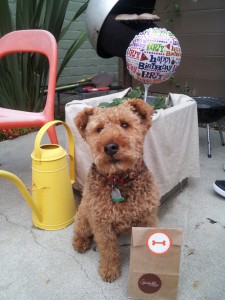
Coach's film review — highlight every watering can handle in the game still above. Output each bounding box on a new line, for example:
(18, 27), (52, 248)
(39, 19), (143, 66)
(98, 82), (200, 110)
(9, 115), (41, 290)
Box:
(34, 120), (75, 184)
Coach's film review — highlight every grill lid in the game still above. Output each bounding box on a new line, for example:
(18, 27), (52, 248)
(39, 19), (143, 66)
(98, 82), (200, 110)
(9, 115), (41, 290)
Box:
(86, 0), (119, 54)
(86, 0), (157, 58)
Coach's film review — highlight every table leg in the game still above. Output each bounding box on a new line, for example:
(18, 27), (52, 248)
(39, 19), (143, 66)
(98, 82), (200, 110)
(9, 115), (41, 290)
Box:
(207, 124), (211, 158)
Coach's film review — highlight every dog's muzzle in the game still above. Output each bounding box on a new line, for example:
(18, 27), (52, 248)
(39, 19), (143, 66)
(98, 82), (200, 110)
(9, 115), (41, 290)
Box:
(104, 143), (119, 156)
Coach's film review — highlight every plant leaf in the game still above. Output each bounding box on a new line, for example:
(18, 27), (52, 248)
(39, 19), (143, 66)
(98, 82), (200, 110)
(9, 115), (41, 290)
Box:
(0, 0), (13, 36)
(60, 1), (89, 40)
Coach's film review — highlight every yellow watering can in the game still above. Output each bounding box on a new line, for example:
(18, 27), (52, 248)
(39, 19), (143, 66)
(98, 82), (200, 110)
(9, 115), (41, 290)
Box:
(0, 120), (76, 230)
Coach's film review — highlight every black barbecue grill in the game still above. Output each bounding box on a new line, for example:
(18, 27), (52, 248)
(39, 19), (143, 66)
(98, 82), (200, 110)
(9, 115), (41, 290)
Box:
(193, 96), (225, 158)
(86, 0), (158, 87)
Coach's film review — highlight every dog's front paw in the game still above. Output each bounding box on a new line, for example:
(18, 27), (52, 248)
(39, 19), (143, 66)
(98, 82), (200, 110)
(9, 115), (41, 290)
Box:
(99, 264), (121, 282)
(72, 236), (92, 253)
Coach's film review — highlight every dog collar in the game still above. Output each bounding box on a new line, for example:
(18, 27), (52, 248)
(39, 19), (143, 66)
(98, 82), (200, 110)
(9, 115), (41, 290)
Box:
(107, 159), (143, 186)
(107, 172), (139, 186)
(92, 160), (143, 203)
(107, 160), (143, 203)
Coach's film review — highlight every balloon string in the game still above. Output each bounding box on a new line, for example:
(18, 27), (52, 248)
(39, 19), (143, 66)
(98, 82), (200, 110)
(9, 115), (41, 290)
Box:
(144, 84), (151, 102)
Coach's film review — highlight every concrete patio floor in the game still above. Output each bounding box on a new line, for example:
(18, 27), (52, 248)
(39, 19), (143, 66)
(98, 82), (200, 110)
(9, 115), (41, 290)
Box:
(0, 126), (225, 300)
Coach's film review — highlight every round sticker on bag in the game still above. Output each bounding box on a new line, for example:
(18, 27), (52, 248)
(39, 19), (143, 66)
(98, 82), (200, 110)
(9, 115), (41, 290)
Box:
(147, 232), (171, 255)
(138, 273), (162, 294)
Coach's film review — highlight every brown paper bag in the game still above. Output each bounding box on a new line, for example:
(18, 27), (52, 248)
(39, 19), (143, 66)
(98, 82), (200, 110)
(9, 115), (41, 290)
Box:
(128, 227), (183, 300)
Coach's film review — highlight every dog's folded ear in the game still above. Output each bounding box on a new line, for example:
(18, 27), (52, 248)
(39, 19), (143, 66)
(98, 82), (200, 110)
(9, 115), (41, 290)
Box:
(125, 99), (154, 131)
(74, 107), (94, 139)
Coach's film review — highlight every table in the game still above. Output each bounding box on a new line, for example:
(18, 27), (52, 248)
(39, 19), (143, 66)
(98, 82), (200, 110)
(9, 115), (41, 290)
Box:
(65, 91), (200, 203)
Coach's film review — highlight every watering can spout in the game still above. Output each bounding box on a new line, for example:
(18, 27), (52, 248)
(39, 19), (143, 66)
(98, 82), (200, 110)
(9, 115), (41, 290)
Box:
(0, 170), (42, 222)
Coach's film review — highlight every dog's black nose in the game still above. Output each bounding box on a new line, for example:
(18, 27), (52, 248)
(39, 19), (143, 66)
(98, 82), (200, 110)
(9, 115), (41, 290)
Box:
(104, 143), (119, 156)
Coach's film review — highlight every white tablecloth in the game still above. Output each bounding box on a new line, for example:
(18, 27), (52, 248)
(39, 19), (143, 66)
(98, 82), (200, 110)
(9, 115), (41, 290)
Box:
(65, 90), (200, 197)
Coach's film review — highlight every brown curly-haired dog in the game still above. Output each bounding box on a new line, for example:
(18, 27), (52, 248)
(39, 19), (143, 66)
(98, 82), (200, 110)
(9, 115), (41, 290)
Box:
(72, 99), (160, 282)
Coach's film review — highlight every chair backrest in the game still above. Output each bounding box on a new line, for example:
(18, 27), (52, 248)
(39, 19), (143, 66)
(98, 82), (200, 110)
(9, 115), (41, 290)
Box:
(0, 29), (57, 114)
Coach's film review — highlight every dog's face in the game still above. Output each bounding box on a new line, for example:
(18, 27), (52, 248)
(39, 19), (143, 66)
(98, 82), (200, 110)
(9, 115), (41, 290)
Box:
(74, 99), (154, 175)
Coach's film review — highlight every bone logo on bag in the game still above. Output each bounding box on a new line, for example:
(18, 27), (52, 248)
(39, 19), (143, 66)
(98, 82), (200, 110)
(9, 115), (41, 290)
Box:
(138, 273), (162, 294)
(147, 232), (171, 254)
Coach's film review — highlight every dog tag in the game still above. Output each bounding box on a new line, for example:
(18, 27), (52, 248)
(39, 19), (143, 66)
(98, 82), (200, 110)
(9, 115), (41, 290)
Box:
(111, 188), (125, 203)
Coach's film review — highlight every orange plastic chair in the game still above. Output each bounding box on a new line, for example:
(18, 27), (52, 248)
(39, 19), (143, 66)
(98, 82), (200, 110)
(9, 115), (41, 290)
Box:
(0, 30), (58, 143)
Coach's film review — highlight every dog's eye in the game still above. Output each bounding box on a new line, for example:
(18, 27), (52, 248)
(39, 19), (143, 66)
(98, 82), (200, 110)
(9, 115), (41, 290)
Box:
(96, 127), (103, 133)
(120, 122), (129, 129)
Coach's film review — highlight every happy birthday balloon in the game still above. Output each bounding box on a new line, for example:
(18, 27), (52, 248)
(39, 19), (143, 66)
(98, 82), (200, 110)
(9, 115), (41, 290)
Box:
(126, 28), (182, 85)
